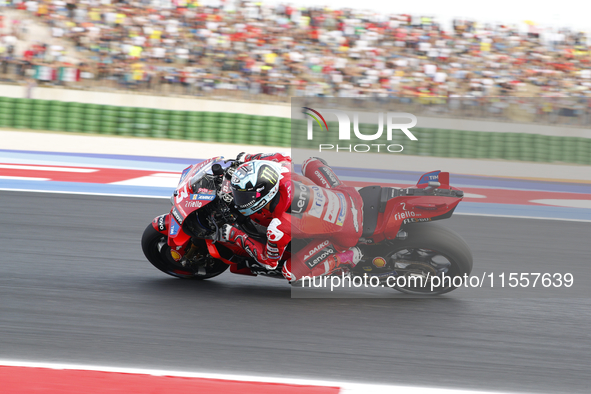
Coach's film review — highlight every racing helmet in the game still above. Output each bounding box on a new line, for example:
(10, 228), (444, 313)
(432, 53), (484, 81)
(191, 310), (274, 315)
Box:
(230, 161), (282, 216)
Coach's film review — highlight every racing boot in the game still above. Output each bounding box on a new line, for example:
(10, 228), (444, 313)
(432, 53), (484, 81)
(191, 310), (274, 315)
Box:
(309, 247), (363, 277)
(301, 156), (328, 175)
(301, 157), (342, 188)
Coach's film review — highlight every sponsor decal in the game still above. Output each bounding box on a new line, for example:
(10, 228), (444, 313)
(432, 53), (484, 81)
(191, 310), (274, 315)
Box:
(157, 215), (166, 231)
(259, 165), (279, 185)
(417, 171), (441, 185)
(250, 199), (268, 212)
(221, 179), (231, 194)
(291, 182), (310, 215)
(171, 207), (184, 224)
(232, 163), (254, 184)
(170, 250), (182, 261)
(303, 240), (330, 261)
(267, 218), (284, 242)
(394, 211), (417, 221)
(176, 202), (188, 217)
(358, 237), (374, 244)
(169, 219), (180, 236)
(309, 186), (326, 218)
(372, 257), (387, 268)
(375, 271), (398, 279)
(244, 245), (257, 260)
(335, 192), (347, 227)
(193, 159), (214, 173)
(197, 188), (215, 195)
(320, 167), (341, 187)
(250, 266), (283, 276)
(185, 201), (203, 209)
(175, 184), (190, 204)
(349, 196), (360, 233)
(323, 190), (339, 224)
(414, 205), (437, 211)
(402, 217), (432, 224)
(190, 193), (215, 201)
(240, 162), (255, 176)
(314, 170), (330, 187)
(306, 246), (335, 269)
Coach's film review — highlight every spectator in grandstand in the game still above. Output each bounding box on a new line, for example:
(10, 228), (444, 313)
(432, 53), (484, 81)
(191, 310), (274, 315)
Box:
(0, 0), (587, 127)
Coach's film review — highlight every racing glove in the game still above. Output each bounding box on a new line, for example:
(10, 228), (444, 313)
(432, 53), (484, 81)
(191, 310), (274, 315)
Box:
(218, 224), (279, 270)
(218, 223), (236, 243)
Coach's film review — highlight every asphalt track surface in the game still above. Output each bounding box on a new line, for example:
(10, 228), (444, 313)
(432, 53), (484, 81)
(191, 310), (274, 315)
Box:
(1, 191), (590, 393)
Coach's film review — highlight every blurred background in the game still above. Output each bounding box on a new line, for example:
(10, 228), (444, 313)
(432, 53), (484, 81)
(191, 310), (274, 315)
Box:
(1, 2), (591, 393)
(1, 0), (591, 163)
(0, 0), (591, 159)
(1, 0), (591, 111)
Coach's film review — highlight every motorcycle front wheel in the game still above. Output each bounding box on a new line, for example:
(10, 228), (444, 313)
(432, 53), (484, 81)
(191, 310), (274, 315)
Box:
(141, 224), (229, 280)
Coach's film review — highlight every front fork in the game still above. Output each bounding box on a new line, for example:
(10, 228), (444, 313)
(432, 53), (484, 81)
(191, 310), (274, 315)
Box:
(151, 214), (256, 276)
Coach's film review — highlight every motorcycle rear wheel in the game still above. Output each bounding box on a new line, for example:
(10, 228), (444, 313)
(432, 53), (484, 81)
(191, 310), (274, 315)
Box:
(141, 224), (229, 280)
(388, 223), (473, 295)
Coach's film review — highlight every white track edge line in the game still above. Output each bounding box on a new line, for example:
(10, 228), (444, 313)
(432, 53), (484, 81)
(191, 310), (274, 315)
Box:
(454, 212), (591, 223)
(0, 164), (97, 173)
(0, 188), (169, 199)
(1, 188), (590, 223)
(0, 360), (521, 394)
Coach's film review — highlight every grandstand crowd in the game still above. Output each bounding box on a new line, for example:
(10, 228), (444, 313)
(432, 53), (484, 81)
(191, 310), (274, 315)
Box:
(1, 0), (591, 114)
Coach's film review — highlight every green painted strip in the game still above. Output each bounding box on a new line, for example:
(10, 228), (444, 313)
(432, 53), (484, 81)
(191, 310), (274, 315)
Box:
(2, 97), (590, 165)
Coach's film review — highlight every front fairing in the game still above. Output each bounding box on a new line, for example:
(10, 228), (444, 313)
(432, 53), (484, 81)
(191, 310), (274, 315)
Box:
(170, 157), (222, 228)
(166, 158), (220, 251)
(168, 157), (237, 241)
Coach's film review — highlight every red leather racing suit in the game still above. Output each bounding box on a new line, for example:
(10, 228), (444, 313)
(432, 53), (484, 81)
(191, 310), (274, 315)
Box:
(288, 158), (364, 280)
(225, 153), (293, 272)
(224, 154), (363, 281)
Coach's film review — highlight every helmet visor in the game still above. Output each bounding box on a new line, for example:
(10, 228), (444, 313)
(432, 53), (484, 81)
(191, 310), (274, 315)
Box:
(232, 189), (260, 210)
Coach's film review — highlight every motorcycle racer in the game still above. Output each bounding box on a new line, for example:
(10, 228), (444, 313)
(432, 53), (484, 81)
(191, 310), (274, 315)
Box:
(219, 153), (363, 282)
(221, 153), (292, 273)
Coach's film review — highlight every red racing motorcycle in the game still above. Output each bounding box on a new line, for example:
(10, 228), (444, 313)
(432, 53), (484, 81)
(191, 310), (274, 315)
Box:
(141, 157), (473, 295)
